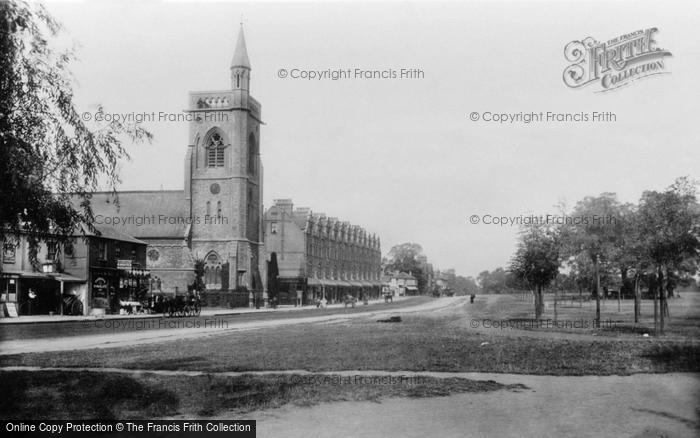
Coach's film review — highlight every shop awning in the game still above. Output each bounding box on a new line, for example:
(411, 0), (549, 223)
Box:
(406, 286), (419, 291)
(49, 274), (86, 282)
(0, 270), (85, 281)
(1, 270), (48, 279)
(307, 278), (324, 286)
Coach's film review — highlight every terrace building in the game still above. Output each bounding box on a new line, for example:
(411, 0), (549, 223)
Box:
(264, 199), (382, 304)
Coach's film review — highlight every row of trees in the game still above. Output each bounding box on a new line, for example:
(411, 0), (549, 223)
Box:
(509, 177), (700, 334)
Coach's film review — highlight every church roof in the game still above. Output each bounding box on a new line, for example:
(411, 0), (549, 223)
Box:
(78, 191), (189, 240)
(79, 223), (148, 245)
(231, 26), (251, 69)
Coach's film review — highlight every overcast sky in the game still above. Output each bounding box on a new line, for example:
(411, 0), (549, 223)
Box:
(44, 0), (700, 278)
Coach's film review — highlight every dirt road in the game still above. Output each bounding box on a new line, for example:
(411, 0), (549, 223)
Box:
(0, 297), (464, 355)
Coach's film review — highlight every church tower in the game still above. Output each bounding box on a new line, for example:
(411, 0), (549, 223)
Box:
(184, 25), (264, 296)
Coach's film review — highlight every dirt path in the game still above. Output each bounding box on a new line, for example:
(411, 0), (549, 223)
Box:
(251, 372), (700, 438)
(0, 297), (465, 355)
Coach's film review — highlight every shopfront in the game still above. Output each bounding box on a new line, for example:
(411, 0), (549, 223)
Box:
(90, 263), (149, 314)
(1, 270), (86, 316)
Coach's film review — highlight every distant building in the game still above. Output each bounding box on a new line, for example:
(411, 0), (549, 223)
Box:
(264, 199), (382, 304)
(388, 271), (418, 296)
(1, 225), (148, 316)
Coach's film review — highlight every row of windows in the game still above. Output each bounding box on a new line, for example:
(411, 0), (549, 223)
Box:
(306, 238), (380, 263)
(306, 223), (379, 249)
(2, 241), (135, 264)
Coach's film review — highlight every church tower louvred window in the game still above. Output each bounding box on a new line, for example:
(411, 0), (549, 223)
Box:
(207, 133), (225, 168)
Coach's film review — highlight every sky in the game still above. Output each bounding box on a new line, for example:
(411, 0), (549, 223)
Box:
(42, 0), (700, 278)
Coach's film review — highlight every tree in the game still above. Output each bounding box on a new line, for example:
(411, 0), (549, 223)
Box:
(637, 177), (700, 334)
(560, 193), (625, 327)
(453, 275), (479, 296)
(477, 268), (510, 294)
(267, 252), (280, 303)
(509, 224), (561, 319)
(190, 258), (205, 294)
(0, 0), (151, 263)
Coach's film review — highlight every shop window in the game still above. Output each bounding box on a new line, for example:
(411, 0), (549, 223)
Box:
(3, 244), (16, 264)
(98, 241), (107, 260)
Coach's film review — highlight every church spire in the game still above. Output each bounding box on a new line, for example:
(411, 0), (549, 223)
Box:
(231, 24), (251, 70)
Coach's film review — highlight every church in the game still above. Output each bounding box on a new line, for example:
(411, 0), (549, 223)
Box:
(87, 26), (266, 308)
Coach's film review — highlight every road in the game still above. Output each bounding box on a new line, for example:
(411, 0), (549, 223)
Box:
(0, 296), (460, 355)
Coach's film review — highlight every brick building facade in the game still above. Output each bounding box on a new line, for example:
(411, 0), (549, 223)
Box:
(264, 199), (382, 305)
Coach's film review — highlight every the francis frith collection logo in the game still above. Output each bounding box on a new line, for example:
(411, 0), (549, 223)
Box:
(563, 28), (672, 92)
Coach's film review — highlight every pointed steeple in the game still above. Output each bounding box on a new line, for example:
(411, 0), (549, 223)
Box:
(231, 24), (251, 69)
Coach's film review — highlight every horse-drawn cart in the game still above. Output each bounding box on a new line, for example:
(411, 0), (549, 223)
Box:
(146, 293), (201, 317)
(165, 293), (201, 317)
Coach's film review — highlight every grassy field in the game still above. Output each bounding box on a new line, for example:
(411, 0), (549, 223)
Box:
(2, 298), (698, 375)
(482, 291), (700, 339)
(0, 370), (527, 420)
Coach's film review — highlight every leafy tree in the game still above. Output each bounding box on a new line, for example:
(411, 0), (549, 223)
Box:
(190, 258), (205, 294)
(0, 0), (151, 263)
(453, 275), (480, 295)
(477, 267), (511, 294)
(509, 224), (561, 319)
(637, 177), (700, 334)
(560, 193), (625, 327)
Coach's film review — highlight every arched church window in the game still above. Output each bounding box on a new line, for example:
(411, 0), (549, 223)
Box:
(217, 201), (222, 218)
(206, 201), (211, 217)
(206, 133), (225, 168)
(247, 133), (257, 175)
(204, 252), (222, 289)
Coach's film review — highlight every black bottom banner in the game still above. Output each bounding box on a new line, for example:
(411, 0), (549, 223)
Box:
(2, 420), (256, 438)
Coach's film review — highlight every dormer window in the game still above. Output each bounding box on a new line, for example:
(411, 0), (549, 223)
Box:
(206, 133), (225, 168)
